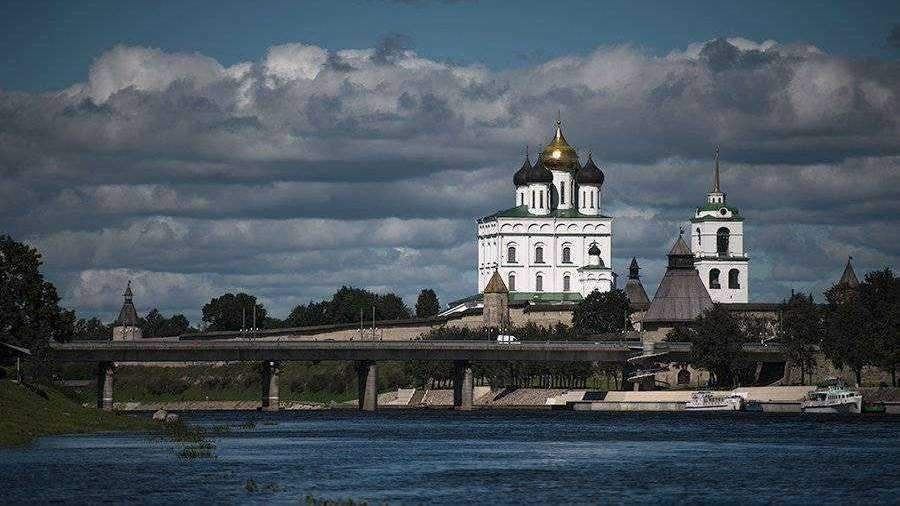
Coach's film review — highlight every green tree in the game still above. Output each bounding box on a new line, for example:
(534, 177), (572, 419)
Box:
(201, 293), (266, 331)
(141, 309), (192, 337)
(822, 279), (878, 387)
(571, 288), (632, 336)
(663, 326), (696, 342)
(778, 293), (821, 384)
(859, 268), (899, 386)
(0, 235), (74, 380)
(415, 289), (441, 318)
(376, 293), (412, 321)
(73, 317), (113, 340)
(687, 304), (748, 388)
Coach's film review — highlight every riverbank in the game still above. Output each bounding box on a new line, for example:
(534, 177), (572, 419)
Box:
(0, 380), (150, 447)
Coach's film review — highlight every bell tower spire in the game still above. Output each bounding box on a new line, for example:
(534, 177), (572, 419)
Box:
(713, 145), (721, 193)
(707, 145), (726, 205)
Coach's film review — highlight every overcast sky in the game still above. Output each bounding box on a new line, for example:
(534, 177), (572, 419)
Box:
(2, 1), (899, 324)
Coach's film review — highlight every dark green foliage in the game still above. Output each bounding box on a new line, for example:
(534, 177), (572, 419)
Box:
(571, 289), (632, 335)
(145, 376), (190, 396)
(859, 268), (900, 386)
(202, 293), (267, 331)
(663, 326), (695, 342)
(822, 291), (875, 386)
(141, 309), (192, 337)
(415, 289), (441, 318)
(73, 317), (113, 340)
(778, 293), (822, 384)
(285, 286), (411, 327)
(687, 304), (748, 388)
(0, 235), (74, 380)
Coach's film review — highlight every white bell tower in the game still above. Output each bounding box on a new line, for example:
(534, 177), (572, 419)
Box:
(690, 146), (749, 303)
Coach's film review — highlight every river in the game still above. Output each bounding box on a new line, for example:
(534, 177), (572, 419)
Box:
(2, 410), (899, 504)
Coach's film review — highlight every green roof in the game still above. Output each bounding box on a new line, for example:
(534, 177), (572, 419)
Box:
(697, 202), (741, 214)
(479, 205), (611, 221)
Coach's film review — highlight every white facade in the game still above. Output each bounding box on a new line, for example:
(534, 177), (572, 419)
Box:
(477, 216), (613, 296)
(690, 149), (749, 303)
(477, 120), (613, 298)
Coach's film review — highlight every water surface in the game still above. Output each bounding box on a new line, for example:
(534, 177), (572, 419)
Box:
(2, 410), (899, 504)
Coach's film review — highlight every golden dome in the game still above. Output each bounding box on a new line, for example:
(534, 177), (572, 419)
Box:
(539, 118), (580, 171)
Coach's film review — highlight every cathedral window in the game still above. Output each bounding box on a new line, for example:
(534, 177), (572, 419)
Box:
(508, 273), (516, 291)
(535, 246), (544, 264)
(563, 275), (570, 292)
(728, 269), (740, 289)
(507, 246), (517, 263)
(560, 184), (565, 204)
(709, 269), (721, 289)
(536, 274), (543, 292)
(532, 190), (536, 208)
(539, 191), (544, 208)
(717, 227), (730, 256)
(562, 246), (571, 263)
(519, 193), (524, 206)
(696, 227), (701, 247)
(590, 192), (594, 208)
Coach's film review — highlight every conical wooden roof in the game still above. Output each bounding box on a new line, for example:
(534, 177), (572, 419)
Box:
(484, 270), (509, 294)
(643, 236), (712, 323)
(837, 258), (860, 289)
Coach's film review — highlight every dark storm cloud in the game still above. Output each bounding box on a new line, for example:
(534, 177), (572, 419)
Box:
(1, 37), (898, 321)
(886, 24), (900, 48)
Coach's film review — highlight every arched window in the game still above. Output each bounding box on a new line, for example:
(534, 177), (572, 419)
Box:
(539, 191), (544, 208)
(507, 246), (516, 263)
(562, 246), (571, 263)
(563, 275), (571, 292)
(590, 192), (594, 208)
(560, 183), (565, 204)
(535, 274), (543, 292)
(535, 246), (544, 264)
(508, 273), (516, 291)
(696, 227), (702, 247)
(519, 193), (524, 206)
(709, 269), (721, 289)
(716, 227), (730, 256)
(677, 369), (691, 385)
(728, 269), (740, 289)
(532, 190), (535, 208)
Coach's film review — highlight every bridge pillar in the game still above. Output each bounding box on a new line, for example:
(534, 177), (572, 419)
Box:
(357, 361), (378, 412)
(261, 361), (280, 411)
(453, 360), (474, 411)
(96, 361), (114, 411)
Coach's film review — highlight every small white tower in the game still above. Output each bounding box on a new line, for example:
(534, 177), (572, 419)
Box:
(112, 280), (143, 340)
(575, 152), (604, 216)
(690, 146), (749, 303)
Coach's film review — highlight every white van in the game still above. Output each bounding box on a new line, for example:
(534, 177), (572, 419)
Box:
(496, 334), (520, 345)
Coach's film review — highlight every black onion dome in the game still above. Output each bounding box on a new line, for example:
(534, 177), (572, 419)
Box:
(524, 158), (553, 183)
(575, 153), (605, 185)
(588, 244), (602, 256)
(513, 155), (531, 186)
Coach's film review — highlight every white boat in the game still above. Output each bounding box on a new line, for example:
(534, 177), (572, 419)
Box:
(801, 379), (862, 414)
(685, 391), (744, 411)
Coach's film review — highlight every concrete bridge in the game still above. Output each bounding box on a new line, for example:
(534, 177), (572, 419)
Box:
(50, 339), (785, 412)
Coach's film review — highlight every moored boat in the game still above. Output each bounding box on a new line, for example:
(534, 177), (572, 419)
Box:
(685, 391), (744, 411)
(800, 379), (862, 414)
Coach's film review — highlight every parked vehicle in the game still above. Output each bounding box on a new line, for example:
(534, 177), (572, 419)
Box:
(801, 379), (862, 414)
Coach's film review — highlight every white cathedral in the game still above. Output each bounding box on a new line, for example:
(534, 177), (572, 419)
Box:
(448, 117), (749, 313)
(476, 118), (613, 300)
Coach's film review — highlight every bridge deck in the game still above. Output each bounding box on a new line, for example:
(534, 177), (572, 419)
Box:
(49, 339), (785, 363)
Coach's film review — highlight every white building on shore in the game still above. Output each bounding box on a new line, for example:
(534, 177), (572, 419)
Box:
(476, 118), (614, 301)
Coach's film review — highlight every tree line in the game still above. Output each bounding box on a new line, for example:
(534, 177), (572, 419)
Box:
(668, 268), (899, 387)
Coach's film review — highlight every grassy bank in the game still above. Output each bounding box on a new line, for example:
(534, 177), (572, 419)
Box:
(0, 380), (150, 447)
